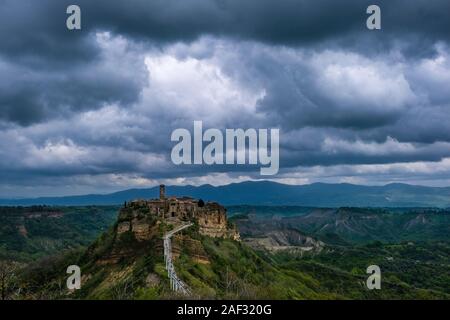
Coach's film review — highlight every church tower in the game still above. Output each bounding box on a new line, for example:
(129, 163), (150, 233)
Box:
(159, 184), (165, 200)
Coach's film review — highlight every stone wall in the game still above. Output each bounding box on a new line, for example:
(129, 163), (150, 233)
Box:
(124, 197), (240, 240)
(197, 204), (229, 238)
(116, 202), (157, 242)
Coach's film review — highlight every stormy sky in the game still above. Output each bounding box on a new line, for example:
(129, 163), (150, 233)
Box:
(1, 0), (450, 197)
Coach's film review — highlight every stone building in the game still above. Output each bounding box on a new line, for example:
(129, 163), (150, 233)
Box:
(126, 185), (239, 240)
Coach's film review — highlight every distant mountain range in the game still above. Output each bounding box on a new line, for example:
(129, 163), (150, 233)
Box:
(1, 181), (449, 207)
(0, 181), (450, 207)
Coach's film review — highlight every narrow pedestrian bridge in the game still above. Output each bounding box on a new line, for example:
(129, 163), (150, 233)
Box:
(163, 222), (193, 295)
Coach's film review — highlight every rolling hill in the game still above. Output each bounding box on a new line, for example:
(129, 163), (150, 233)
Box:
(231, 207), (450, 245)
(1, 181), (449, 207)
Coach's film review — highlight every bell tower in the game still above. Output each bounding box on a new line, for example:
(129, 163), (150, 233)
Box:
(159, 184), (165, 200)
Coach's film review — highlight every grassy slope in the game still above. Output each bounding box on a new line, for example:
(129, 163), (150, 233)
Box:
(16, 229), (450, 299)
(174, 237), (450, 299)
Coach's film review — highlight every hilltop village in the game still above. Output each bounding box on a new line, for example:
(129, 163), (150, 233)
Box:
(116, 185), (240, 241)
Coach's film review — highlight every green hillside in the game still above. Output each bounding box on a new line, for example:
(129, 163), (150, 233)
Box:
(0, 206), (119, 262)
(13, 211), (450, 300)
(232, 207), (450, 245)
(1, 204), (449, 300)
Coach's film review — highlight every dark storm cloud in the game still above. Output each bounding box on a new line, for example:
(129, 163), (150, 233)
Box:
(0, 53), (146, 125)
(69, 0), (450, 49)
(0, 0), (450, 196)
(0, 0), (96, 63)
(0, 1), (148, 125)
(1, 0), (449, 126)
(213, 43), (411, 131)
(3, 0), (450, 60)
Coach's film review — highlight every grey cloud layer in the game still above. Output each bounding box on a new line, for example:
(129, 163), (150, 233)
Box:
(51, 0), (450, 47)
(1, 0), (450, 125)
(0, 0), (450, 196)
